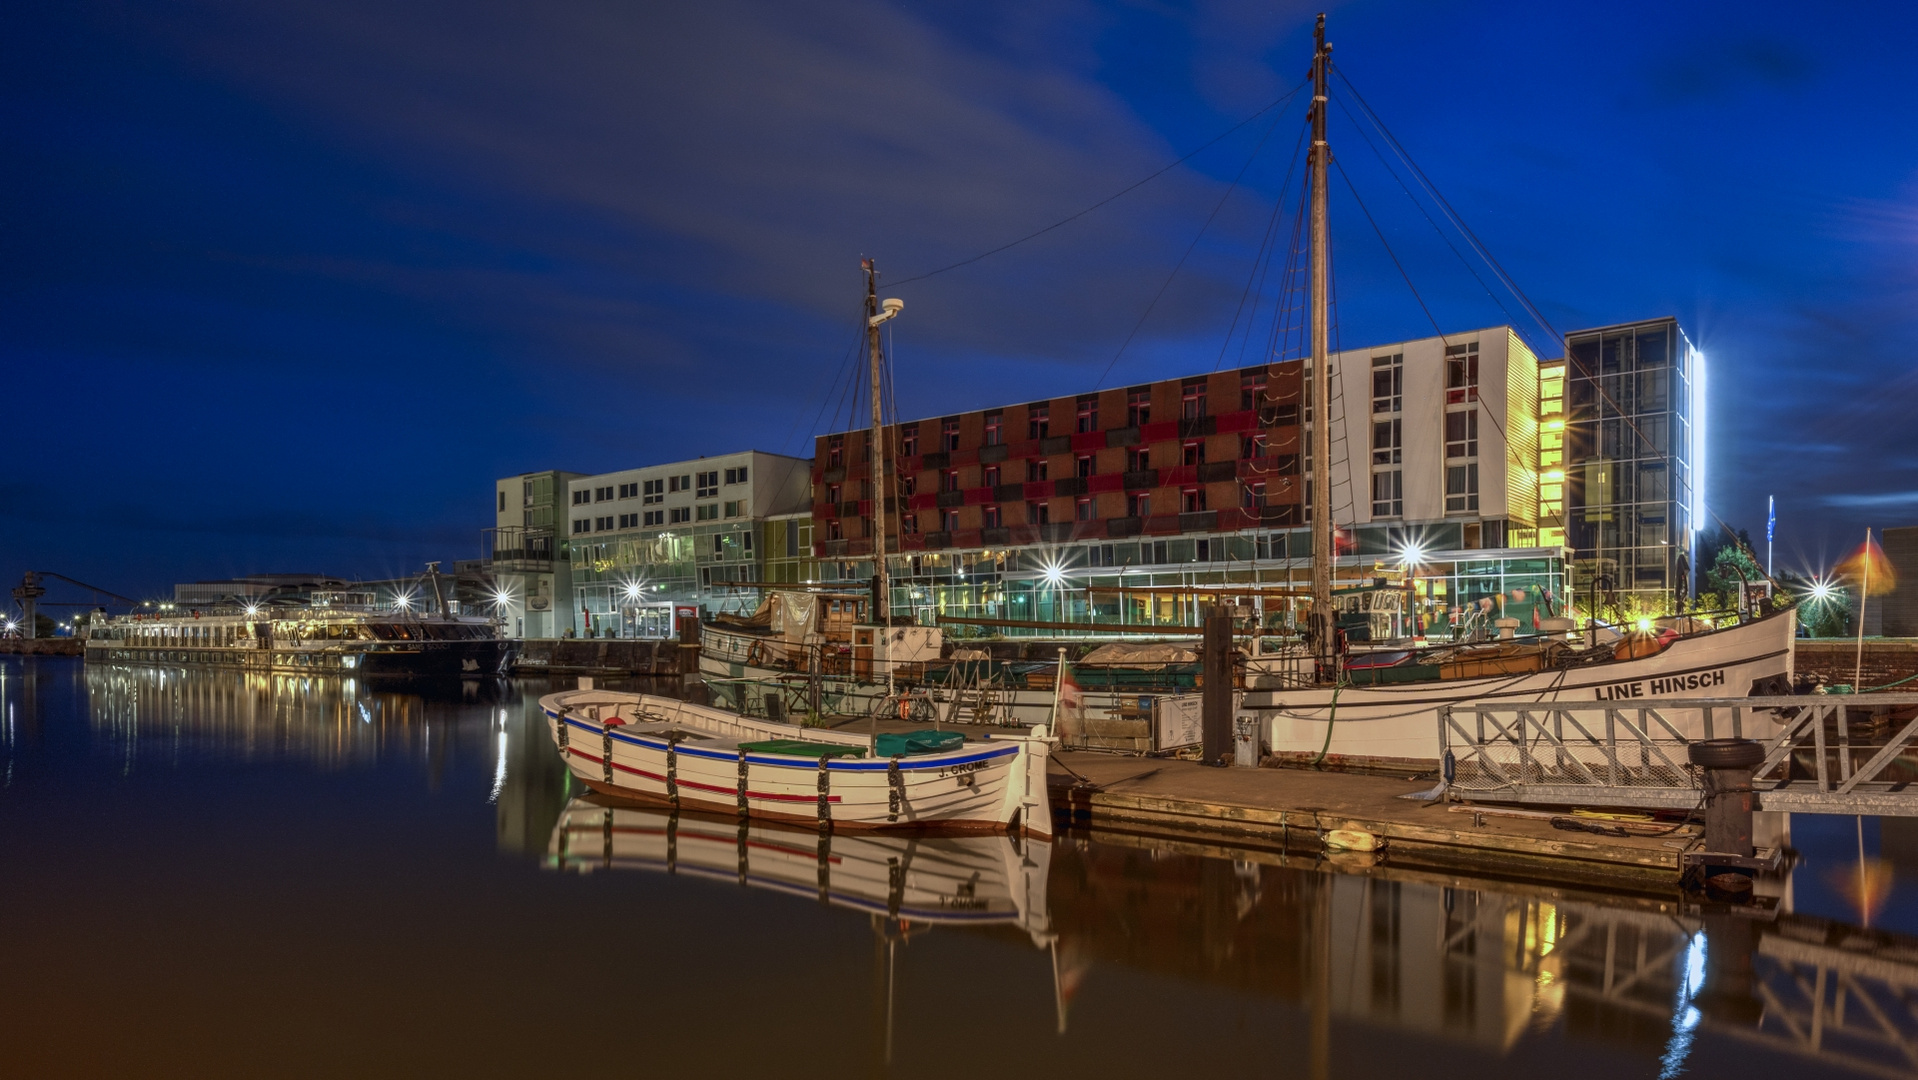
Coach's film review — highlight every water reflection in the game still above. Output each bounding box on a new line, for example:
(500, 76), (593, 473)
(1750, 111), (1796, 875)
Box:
(17, 657), (1918, 1077)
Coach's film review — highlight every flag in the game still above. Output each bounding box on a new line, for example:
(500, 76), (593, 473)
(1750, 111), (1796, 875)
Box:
(1059, 665), (1083, 714)
(1766, 496), (1775, 546)
(1837, 533), (1898, 597)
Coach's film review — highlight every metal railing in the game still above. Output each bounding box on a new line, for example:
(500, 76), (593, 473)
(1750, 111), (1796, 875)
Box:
(1440, 694), (1918, 813)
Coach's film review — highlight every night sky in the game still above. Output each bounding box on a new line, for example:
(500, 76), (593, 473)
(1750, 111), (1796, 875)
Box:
(7, 0), (1916, 600)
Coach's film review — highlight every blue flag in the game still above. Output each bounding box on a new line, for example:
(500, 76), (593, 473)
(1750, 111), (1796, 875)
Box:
(1767, 496), (1775, 544)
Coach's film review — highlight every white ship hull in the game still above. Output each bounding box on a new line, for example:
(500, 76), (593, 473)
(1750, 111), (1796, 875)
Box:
(547, 798), (1052, 939)
(540, 689), (1055, 837)
(1247, 609), (1798, 768)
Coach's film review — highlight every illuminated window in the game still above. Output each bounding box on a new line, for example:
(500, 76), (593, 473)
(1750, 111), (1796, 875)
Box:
(1445, 341), (1480, 403)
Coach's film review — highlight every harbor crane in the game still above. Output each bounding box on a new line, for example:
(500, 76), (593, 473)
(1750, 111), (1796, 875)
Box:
(8, 571), (140, 639)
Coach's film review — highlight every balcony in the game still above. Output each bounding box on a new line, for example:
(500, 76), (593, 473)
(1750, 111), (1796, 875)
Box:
(1104, 425), (1141, 447)
(1051, 476), (1087, 497)
(1178, 510), (1219, 533)
(979, 443), (1010, 464)
(1197, 461), (1238, 483)
(1122, 469), (1159, 490)
(1107, 516), (1143, 538)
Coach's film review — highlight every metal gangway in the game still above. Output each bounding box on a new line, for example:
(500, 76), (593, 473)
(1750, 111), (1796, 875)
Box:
(1440, 694), (1918, 814)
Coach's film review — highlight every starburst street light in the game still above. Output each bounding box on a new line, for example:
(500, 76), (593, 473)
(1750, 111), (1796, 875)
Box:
(1805, 574), (1838, 604)
(393, 589), (416, 612)
(1397, 540), (1426, 570)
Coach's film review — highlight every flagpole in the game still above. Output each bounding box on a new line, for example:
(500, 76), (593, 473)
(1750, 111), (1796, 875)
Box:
(1854, 526), (1871, 692)
(1766, 495), (1775, 578)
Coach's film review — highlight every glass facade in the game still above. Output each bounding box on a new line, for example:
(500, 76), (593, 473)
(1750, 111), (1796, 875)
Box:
(1562, 318), (1698, 613)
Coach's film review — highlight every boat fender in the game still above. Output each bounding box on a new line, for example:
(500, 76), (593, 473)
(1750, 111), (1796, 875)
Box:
(1323, 828), (1384, 853)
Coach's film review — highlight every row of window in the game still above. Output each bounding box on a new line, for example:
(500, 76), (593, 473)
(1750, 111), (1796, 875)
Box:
(572, 467), (749, 506)
(572, 499), (754, 534)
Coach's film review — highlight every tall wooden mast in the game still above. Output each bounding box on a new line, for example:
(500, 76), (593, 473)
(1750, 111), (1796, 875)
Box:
(1308, 14), (1335, 677)
(862, 260), (891, 643)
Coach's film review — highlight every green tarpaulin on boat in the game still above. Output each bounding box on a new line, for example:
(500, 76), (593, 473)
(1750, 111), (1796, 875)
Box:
(875, 729), (967, 758)
(737, 739), (868, 759)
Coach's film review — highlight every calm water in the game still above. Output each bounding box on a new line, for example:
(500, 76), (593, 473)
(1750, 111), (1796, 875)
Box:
(1, 655), (1909, 1079)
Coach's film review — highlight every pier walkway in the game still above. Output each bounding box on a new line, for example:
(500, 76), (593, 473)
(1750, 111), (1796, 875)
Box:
(1049, 752), (1707, 890)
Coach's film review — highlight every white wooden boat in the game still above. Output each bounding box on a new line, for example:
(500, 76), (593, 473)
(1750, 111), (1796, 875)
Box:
(540, 687), (1056, 837)
(547, 797), (1052, 940)
(1244, 607), (1797, 768)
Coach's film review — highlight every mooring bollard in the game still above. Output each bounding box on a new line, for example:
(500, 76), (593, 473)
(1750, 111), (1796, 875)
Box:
(1689, 737), (1765, 898)
(1233, 715), (1260, 768)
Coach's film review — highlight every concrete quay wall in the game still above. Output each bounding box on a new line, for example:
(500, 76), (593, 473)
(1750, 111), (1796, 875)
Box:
(0, 638), (83, 656)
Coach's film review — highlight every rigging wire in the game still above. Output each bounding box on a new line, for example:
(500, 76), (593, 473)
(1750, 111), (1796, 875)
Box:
(1089, 95), (1297, 391)
(889, 79), (1310, 289)
(1212, 121), (1310, 373)
(1333, 65), (1562, 352)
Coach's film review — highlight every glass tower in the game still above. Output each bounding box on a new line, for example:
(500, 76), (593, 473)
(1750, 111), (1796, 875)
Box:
(1562, 317), (1700, 615)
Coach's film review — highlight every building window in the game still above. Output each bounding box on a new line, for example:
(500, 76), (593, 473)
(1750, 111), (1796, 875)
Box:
(1372, 419), (1401, 465)
(900, 426), (918, 457)
(1181, 378), (1207, 420)
(669, 507), (691, 524)
(1371, 353), (1403, 414)
(1076, 394), (1099, 433)
(1076, 454), (1094, 478)
(1127, 387), (1151, 427)
(827, 435), (844, 468)
(1027, 404), (1050, 439)
(724, 466), (748, 485)
(1127, 492), (1150, 518)
(1027, 501), (1050, 525)
(1445, 464), (1480, 513)
(696, 504), (718, 521)
(642, 479), (664, 504)
(1026, 458), (1048, 482)
(572, 518), (590, 534)
(617, 513), (638, 528)
(572, 490), (589, 506)
(826, 483), (842, 504)
(1371, 471), (1402, 518)
(1446, 341), (1480, 403)
(984, 411), (1004, 446)
(696, 471), (719, 498)
(668, 474), (691, 493)
(1182, 440), (1205, 466)
(724, 500), (743, 518)
(1195, 538), (1212, 562)
(1242, 481), (1267, 509)
(1181, 487), (1205, 513)
(1445, 410), (1478, 459)
(940, 470), (959, 494)
(1126, 446), (1150, 472)
(901, 512), (917, 534)
(942, 417), (961, 451)
(982, 505), (1001, 528)
(498, 491), (506, 513)
(596, 515), (613, 530)
(941, 509), (960, 532)
(827, 520), (844, 541)
(1240, 368), (1268, 411)
(618, 482), (638, 499)
(983, 465), (1000, 489)
(597, 486), (614, 501)
(1240, 432), (1267, 460)
(1076, 496), (1094, 521)
(900, 474), (915, 497)
(643, 510), (664, 527)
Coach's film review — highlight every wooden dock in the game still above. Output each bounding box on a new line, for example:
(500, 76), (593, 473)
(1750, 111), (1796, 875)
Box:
(1049, 753), (1706, 891)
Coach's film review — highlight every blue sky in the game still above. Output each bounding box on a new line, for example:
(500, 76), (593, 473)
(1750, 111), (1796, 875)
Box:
(5, 0), (1916, 596)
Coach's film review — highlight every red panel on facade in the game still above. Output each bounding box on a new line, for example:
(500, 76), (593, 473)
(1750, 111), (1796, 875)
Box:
(857, 500), (873, 517)
(1213, 409), (1257, 433)
(1070, 431), (1105, 451)
(907, 493), (937, 510)
(897, 455), (921, 476)
(1022, 481), (1051, 500)
(1216, 508), (1255, 531)
(844, 461), (870, 481)
(1086, 473), (1123, 494)
(1144, 515), (1183, 535)
(952, 529), (982, 548)
(1161, 464), (1198, 486)
(1140, 420), (1179, 442)
(962, 487), (993, 505)
(950, 448), (979, 466)
(901, 534), (926, 550)
(816, 503), (839, 519)
(1009, 438), (1041, 458)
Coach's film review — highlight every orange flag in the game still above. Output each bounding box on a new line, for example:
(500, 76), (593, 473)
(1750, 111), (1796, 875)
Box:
(1837, 534), (1898, 597)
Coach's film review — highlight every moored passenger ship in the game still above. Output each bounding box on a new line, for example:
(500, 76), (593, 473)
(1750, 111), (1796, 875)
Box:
(86, 608), (518, 676)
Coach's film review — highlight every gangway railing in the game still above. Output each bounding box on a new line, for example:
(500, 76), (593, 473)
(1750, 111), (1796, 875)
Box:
(1439, 694), (1918, 814)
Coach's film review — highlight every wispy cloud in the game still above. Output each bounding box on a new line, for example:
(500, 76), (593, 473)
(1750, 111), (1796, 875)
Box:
(1822, 491), (1918, 508)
